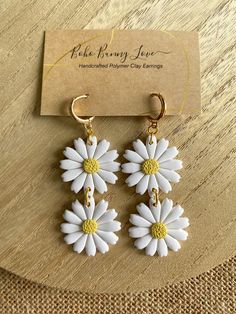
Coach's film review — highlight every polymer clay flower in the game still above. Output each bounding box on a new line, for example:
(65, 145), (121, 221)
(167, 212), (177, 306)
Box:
(61, 197), (121, 256)
(60, 136), (120, 194)
(122, 136), (182, 195)
(129, 198), (189, 256)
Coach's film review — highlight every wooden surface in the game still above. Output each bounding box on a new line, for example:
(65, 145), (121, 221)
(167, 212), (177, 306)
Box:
(0, 0), (235, 294)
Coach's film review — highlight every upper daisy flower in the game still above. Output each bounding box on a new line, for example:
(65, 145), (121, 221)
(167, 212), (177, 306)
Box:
(60, 136), (120, 194)
(129, 198), (189, 256)
(122, 136), (183, 195)
(61, 197), (121, 256)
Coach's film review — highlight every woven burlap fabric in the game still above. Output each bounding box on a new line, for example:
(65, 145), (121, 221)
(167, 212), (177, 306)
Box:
(0, 257), (235, 314)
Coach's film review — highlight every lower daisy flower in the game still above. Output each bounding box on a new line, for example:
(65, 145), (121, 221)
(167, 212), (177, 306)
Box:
(61, 197), (121, 256)
(129, 198), (189, 256)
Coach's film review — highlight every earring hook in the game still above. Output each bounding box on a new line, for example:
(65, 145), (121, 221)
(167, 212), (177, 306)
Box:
(70, 94), (95, 145)
(148, 93), (166, 121)
(147, 93), (166, 144)
(70, 94), (95, 124)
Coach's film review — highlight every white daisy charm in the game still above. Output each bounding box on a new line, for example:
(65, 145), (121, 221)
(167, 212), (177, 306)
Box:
(61, 197), (121, 256)
(60, 136), (120, 194)
(122, 136), (183, 195)
(129, 198), (189, 256)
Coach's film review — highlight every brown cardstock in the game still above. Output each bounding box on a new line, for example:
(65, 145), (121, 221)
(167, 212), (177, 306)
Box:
(41, 29), (201, 116)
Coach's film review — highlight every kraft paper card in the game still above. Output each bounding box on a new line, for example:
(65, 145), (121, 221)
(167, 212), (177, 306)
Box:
(41, 29), (201, 116)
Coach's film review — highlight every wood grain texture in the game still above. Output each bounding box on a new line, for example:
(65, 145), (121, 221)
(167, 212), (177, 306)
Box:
(0, 0), (235, 293)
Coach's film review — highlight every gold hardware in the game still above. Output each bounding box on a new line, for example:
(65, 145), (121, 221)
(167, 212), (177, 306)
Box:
(70, 94), (95, 145)
(85, 187), (91, 207)
(147, 93), (166, 144)
(152, 188), (159, 207)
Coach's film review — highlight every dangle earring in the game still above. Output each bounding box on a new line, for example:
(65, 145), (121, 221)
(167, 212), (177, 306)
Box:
(122, 93), (189, 257)
(60, 95), (121, 256)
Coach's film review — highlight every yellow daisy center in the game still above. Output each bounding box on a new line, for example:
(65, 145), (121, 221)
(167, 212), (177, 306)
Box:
(151, 222), (167, 239)
(83, 158), (100, 174)
(142, 159), (159, 175)
(82, 219), (98, 234)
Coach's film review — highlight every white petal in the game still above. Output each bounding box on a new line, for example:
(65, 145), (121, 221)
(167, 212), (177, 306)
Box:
(146, 135), (157, 159)
(168, 229), (188, 241)
(163, 205), (184, 224)
(125, 172), (144, 187)
(129, 226), (150, 238)
(74, 138), (88, 159)
(156, 172), (172, 193)
(83, 173), (95, 194)
(160, 198), (173, 222)
(148, 174), (159, 195)
(159, 160), (183, 170)
(92, 173), (108, 194)
(164, 235), (181, 252)
(86, 136), (97, 158)
(100, 162), (120, 172)
(134, 234), (152, 249)
(93, 233), (109, 254)
(60, 160), (82, 170)
(136, 175), (149, 195)
(64, 231), (83, 244)
(133, 139), (149, 159)
(149, 200), (161, 222)
(122, 162), (141, 173)
(72, 200), (87, 220)
(94, 140), (110, 159)
(159, 168), (181, 183)
(98, 221), (121, 232)
(154, 138), (169, 160)
(71, 172), (87, 193)
(145, 238), (158, 256)
(73, 234), (88, 253)
(92, 200), (108, 220)
(129, 214), (152, 227)
(157, 238), (168, 257)
(98, 170), (118, 184)
(137, 203), (156, 223)
(61, 223), (80, 234)
(61, 169), (83, 182)
(158, 146), (178, 163)
(63, 210), (82, 224)
(166, 218), (189, 229)
(96, 230), (118, 245)
(98, 150), (118, 163)
(97, 209), (118, 224)
(124, 150), (144, 163)
(63, 147), (83, 162)
(85, 234), (96, 256)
